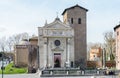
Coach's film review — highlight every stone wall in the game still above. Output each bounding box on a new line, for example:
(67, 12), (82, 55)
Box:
(63, 6), (87, 68)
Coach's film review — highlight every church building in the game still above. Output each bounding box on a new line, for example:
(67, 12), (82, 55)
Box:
(14, 4), (88, 71)
(38, 4), (88, 69)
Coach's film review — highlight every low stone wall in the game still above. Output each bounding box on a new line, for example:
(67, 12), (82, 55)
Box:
(40, 68), (103, 76)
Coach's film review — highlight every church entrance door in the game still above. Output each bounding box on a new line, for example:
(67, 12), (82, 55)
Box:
(54, 53), (61, 68)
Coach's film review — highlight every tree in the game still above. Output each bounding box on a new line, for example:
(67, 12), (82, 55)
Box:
(6, 37), (14, 52)
(0, 37), (7, 52)
(5, 32), (30, 52)
(103, 31), (115, 61)
(75, 58), (86, 70)
(12, 32), (29, 45)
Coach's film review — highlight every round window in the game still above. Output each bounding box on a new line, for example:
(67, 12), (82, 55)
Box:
(54, 40), (60, 46)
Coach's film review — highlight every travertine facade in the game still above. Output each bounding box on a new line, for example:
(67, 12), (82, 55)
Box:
(62, 4), (88, 68)
(14, 40), (30, 67)
(114, 24), (120, 69)
(14, 45), (29, 67)
(38, 18), (74, 68)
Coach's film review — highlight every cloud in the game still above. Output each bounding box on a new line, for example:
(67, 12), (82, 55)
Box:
(0, 26), (6, 32)
(0, 0), (120, 43)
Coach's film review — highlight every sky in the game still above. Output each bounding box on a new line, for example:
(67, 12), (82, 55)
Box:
(0, 0), (120, 43)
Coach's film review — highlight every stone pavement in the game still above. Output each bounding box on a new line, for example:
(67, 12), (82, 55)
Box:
(0, 70), (119, 78)
(0, 74), (119, 78)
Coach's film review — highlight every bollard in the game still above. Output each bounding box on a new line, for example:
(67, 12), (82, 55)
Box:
(66, 71), (69, 75)
(97, 70), (99, 74)
(50, 71), (53, 75)
(82, 71), (84, 75)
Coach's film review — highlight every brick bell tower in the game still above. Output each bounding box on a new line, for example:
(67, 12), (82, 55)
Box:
(62, 4), (88, 68)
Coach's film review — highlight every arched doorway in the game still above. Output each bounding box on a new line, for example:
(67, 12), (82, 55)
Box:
(54, 58), (60, 67)
(54, 53), (61, 68)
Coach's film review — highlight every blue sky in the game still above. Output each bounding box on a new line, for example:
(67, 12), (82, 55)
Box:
(0, 0), (120, 43)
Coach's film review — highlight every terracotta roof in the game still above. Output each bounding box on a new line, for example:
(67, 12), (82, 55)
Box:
(114, 24), (120, 31)
(62, 4), (88, 15)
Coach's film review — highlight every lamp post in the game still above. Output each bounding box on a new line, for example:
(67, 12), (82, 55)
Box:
(0, 53), (3, 78)
(2, 53), (3, 78)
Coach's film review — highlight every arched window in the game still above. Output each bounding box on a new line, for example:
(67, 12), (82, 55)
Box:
(78, 18), (81, 24)
(71, 18), (73, 24)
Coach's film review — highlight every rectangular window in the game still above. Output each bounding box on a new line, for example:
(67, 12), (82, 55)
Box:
(78, 18), (81, 24)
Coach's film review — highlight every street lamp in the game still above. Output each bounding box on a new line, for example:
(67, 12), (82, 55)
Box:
(0, 53), (4, 78)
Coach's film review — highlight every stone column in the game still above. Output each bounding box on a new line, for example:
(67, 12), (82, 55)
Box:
(46, 38), (49, 68)
(67, 38), (70, 67)
(44, 38), (47, 68)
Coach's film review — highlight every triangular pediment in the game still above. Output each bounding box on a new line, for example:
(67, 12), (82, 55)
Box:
(43, 18), (71, 29)
(47, 23), (69, 29)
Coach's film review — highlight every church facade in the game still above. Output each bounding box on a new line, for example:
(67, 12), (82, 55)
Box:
(38, 18), (74, 68)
